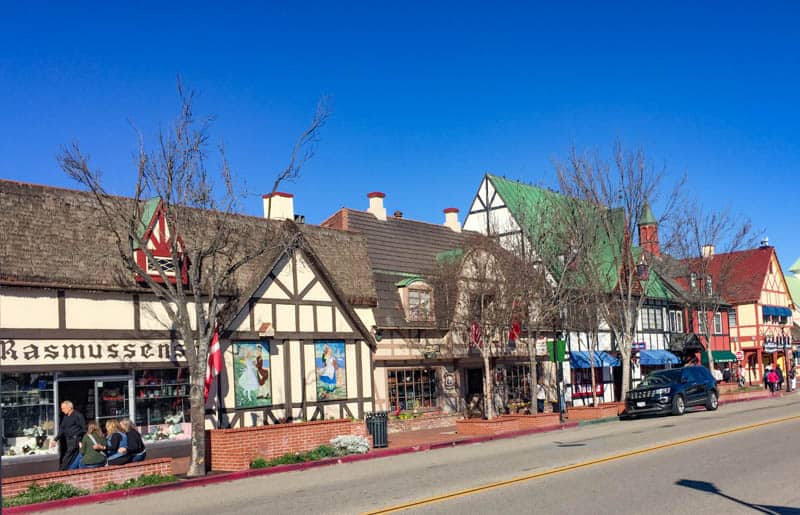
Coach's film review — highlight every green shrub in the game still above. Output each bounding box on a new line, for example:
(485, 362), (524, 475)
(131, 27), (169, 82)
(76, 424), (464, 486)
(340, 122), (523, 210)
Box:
(100, 474), (177, 492)
(249, 444), (340, 469)
(3, 482), (89, 508)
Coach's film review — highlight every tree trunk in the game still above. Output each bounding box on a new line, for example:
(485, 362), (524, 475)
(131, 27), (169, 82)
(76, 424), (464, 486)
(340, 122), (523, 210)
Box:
(619, 345), (632, 402)
(528, 335), (538, 411)
(483, 355), (495, 419)
(187, 366), (207, 477)
(589, 339), (598, 406)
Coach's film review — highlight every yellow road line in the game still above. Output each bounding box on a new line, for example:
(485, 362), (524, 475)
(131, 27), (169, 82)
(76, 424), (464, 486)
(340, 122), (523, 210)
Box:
(363, 414), (800, 514)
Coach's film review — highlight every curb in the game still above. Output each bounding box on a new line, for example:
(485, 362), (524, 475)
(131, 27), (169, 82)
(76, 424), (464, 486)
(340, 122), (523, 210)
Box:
(577, 415), (621, 427)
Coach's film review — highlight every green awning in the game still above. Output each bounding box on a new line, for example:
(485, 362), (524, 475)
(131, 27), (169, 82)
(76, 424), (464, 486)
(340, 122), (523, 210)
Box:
(700, 350), (737, 364)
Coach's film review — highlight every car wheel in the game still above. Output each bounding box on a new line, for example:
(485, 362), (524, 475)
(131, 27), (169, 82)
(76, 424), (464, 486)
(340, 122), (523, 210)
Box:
(672, 394), (685, 416)
(706, 391), (718, 411)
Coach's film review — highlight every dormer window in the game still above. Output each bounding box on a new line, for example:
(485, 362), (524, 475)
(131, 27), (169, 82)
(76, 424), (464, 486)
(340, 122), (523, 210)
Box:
(690, 272), (697, 290)
(133, 198), (188, 285)
(396, 277), (434, 322)
(705, 275), (713, 296)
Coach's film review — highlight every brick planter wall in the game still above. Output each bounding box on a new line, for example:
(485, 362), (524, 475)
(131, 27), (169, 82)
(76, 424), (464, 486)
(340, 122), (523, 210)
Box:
(455, 417), (521, 436)
(388, 413), (459, 434)
(567, 402), (623, 421)
(208, 419), (367, 472)
(1, 458), (173, 497)
(505, 413), (561, 430)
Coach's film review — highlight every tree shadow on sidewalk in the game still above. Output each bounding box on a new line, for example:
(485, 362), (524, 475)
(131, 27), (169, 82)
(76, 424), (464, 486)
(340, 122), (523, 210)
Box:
(676, 479), (800, 514)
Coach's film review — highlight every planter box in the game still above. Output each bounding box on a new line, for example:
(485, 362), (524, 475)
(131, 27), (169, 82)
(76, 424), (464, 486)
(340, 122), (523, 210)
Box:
(505, 413), (561, 430)
(1, 458), (173, 497)
(567, 403), (622, 421)
(455, 413), (561, 436)
(208, 419), (367, 472)
(456, 417), (520, 436)
(388, 413), (459, 434)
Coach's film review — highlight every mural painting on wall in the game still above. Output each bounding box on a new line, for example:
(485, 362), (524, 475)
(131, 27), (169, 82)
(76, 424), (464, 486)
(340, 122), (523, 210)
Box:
(233, 342), (271, 408)
(315, 341), (347, 400)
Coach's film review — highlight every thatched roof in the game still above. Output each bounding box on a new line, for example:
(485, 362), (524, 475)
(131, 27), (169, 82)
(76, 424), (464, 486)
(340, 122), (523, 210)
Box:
(0, 180), (376, 308)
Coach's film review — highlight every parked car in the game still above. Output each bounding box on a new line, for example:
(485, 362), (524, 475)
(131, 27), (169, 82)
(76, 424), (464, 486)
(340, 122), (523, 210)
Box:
(625, 366), (718, 417)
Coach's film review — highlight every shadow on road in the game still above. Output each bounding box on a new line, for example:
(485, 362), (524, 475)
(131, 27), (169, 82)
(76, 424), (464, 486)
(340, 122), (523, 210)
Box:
(676, 479), (800, 514)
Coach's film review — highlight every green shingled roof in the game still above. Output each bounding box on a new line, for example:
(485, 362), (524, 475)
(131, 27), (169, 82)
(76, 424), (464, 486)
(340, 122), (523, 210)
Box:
(487, 174), (626, 292)
(789, 257), (800, 274)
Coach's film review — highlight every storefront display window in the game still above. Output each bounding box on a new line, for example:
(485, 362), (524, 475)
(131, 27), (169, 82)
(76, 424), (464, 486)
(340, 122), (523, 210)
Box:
(135, 368), (191, 442)
(387, 368), (437, 411)
(1, 373), (57, 457)
(505, 365), (531, 401)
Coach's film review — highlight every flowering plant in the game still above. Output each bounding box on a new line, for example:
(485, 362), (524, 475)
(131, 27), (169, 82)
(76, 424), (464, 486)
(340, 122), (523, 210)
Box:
(330, 434), (370, 455)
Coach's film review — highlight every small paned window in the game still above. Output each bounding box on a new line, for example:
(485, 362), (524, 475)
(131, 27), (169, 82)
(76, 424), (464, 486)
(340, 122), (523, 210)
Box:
(728, 311), (737, 328)
(147, 256), (177, 276)
(713, 313), (723, 334)
(407, 288), (433, 321)
(387, 368), (437, 411)
(669, 310), (683, 333)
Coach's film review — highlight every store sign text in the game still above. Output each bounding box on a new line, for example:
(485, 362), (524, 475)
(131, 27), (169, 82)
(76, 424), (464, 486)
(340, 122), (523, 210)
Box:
(0, 339), (186, 365)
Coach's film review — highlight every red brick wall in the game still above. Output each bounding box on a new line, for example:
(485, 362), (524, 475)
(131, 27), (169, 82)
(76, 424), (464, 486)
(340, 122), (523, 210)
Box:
(566, 403), (621, 421)
(1, 458), (173, 497)
(388, 413), (459, 434)
(455, 417), (520, 436)
(208, 419), (368, 472)
(506, 414), (560, 430)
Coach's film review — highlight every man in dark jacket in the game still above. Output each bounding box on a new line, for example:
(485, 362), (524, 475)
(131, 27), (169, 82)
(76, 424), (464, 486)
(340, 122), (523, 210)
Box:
(58, 400), (86, 470)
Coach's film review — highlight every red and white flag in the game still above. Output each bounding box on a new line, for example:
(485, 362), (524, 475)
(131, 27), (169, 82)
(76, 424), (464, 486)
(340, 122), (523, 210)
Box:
(469, 321), (483, 348)
(204, 327), (222, 402)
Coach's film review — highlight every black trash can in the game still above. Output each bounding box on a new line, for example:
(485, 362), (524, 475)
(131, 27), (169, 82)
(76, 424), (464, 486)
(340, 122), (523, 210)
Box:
(365, 411), (388, 448)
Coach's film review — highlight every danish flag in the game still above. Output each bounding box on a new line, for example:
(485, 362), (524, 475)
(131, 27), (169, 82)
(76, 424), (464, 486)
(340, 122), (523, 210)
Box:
(469, 321), (483, 348)
(203, 327), (222, 402)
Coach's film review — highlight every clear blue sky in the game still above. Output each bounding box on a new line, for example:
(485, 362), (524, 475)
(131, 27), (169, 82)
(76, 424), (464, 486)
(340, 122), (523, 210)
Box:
(2, 3), (799, 265)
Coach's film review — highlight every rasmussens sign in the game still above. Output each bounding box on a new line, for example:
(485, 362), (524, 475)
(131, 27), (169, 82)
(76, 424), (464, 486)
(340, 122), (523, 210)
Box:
(0, 339), (187, 366)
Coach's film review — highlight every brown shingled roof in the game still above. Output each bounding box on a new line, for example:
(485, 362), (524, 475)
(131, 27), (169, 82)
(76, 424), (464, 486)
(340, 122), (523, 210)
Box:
(322, 208), (470, 328)
(0, 180), (376, 308)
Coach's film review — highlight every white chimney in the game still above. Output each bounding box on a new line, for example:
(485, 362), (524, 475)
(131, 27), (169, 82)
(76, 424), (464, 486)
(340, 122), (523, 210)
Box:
(367, 192), (387, 221)
(262, 192), (294, 220)
(443, 207), (461, 232)
(701, 244), (715, 258)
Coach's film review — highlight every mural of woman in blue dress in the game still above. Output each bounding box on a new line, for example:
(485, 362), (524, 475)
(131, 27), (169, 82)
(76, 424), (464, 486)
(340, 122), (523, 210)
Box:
(315, 341), (346, 400)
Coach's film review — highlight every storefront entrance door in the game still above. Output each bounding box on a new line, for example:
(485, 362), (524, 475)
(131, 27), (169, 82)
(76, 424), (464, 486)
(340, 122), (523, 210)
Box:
(56, 375), (133, 428)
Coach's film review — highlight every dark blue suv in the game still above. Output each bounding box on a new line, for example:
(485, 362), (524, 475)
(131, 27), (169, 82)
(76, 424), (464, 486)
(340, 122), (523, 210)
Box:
(625, 366), (718, 417)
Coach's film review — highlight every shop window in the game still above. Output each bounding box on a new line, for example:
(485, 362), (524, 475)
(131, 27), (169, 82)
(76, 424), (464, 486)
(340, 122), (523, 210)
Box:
(134, 368), (191, 442)
(387, 368), (437, 411)
(505, 364), (531, 401)
(571, 368), (604, 399)
(1, 374), (55, 457)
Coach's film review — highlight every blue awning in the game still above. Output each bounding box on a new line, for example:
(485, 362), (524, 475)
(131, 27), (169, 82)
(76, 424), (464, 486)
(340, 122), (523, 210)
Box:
(639, 349), (681, 366)
(569, 351), (620, 369)
(763, 306), (791, 317)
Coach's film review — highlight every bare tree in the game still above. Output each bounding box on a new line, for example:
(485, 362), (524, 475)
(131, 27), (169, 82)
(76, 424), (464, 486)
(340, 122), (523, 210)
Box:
(664, 199), (757, 373)
(58, 84), (328, 476)
(554, 142), (684, 401)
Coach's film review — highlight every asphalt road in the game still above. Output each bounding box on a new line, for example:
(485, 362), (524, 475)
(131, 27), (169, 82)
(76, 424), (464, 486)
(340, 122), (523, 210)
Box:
(56, 395), (800, 515)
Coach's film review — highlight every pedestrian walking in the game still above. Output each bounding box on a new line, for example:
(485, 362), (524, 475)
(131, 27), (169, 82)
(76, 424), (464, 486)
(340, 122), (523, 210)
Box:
(767, 368), (779, 395)
(536, 379), (546, 413)
(763, 366), (771, 390)
(775, 365), (784, 391)
(56, 400), (86, 470)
